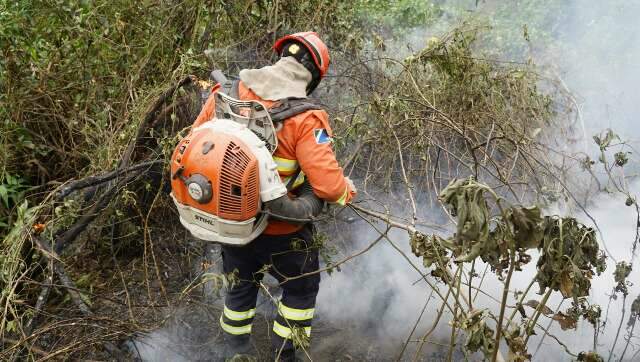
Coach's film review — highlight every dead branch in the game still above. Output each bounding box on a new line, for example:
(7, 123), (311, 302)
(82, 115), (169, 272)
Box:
(54, 171), (141, 252)
(57, 160), (163, 200)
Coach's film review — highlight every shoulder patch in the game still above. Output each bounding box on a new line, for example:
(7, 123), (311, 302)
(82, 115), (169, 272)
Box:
(313, 128), (332, 144)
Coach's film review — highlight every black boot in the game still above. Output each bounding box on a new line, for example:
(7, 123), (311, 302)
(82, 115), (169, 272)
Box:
(210, 335), (255, 362)
(225, 335), (255, 360)
(274, 348), (302, 362)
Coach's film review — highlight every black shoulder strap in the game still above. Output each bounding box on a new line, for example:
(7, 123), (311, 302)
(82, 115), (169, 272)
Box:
(268, 98), (324, 123)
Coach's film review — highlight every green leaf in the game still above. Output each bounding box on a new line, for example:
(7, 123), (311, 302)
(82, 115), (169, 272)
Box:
(0, 185), (8, 207)
(17, 200), (29, 220)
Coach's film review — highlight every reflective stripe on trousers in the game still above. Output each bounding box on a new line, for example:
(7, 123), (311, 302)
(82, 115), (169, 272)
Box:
(273, 320), (311, 339)
(220, 305), (255, 335)
(273, 301), (314, 340)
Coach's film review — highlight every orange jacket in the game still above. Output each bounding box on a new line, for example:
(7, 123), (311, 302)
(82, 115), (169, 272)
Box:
(193, 81), (355, 235)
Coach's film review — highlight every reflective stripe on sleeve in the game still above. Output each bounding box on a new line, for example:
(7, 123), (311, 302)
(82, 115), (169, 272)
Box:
(223, 305), (256, 321)
(282, 171), (306, 190)
(220, 315), (252, 335)
(278, 302), (315, 321)
(333, 187), (350, 206)
(272, 320), (311, 340)
(273, 156), (298, 174)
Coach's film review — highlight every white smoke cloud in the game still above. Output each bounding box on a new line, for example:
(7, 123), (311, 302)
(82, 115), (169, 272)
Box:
(316, 1), (640, 360)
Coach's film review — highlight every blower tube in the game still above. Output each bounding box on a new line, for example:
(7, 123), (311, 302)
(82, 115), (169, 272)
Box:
(264, 181), (324, 224)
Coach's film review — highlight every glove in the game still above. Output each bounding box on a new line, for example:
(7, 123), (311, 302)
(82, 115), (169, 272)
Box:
(345, 176), (357, 194)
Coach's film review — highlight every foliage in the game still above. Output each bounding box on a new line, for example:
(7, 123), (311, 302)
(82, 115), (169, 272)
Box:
(504, 326), (530, 362)
(629, 295), (640, 328)
(0, 201), (39, 337)
(352, 0), (443, 33)
(330, 25), (570, 205)
(410, 177), (607, 359)
(577, 351), (604, 362)
(0, 0), (362, 357)
(469, 0), (567, 60)
(456, 309), (495, 357)
(410, 232), (451, 281)
(0, 0), (358, 240)
(613, 261), (632, 296)
(536, 216), (606, 298)
(0, 172), (29, 231)
(414, 177), (606, 301)
(565, 298), (602, 329)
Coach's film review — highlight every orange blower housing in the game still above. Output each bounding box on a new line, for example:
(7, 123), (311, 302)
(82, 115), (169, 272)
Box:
(170, 92), (287, 245)
(171, 129), (260, 221)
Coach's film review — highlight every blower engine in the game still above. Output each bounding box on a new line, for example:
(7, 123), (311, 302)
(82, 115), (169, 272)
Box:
(170, 90), (323, 245)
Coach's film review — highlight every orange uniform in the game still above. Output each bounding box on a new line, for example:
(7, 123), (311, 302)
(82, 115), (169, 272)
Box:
(193, 81), (355, 235)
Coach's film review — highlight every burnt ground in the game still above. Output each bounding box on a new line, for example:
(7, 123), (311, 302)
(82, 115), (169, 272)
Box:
(124, 236), (388, 362)
(121, 231), (456, 362)
(28, 203), (455, 361)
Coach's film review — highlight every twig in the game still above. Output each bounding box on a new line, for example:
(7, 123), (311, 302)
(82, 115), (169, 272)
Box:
(119, 76), (194, 168)
(618, 320), (635, 362)
(54, 171), (140, 252)
(492, 250), (516, 362)
(396, 290), (434, 361)
(23, 263), (54, 336)
(447, 266), (463, 361)
(412, 291), (453, 361)
(348, 204), (447, 233)
(523, 288), (553, 345)
(279, 229), (388, 283)
(532, 320), (579, 358)
(390, 122), (417, 226)
(506, 278), (536, 327)
(609, 294), (629, 362)
(2, 338), (48, 357)
(533, 299), (564, 357)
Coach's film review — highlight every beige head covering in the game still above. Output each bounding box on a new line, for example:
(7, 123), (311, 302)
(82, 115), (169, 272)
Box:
(239, 56), (311, 101)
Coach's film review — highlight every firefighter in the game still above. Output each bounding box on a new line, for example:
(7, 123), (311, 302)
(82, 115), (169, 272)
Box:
(193, 32), (356, 361)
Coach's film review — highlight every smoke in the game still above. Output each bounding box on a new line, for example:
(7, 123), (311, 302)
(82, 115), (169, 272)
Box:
(316, 0), (640, 360)
(314, 225), (438, 358)
(551, 0), (640, 140)
(525, 2), (640, 358)
(133, 1), (640, 360)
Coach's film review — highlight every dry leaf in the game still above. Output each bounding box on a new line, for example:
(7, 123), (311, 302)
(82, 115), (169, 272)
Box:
(552, 311), (577, 330)
(32, 223), (46, 234)
(524, 300), (553, 316)
(559, 271), (574, 298)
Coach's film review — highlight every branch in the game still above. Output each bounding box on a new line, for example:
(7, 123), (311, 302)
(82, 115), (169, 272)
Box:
(56, 160), (163, 200)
